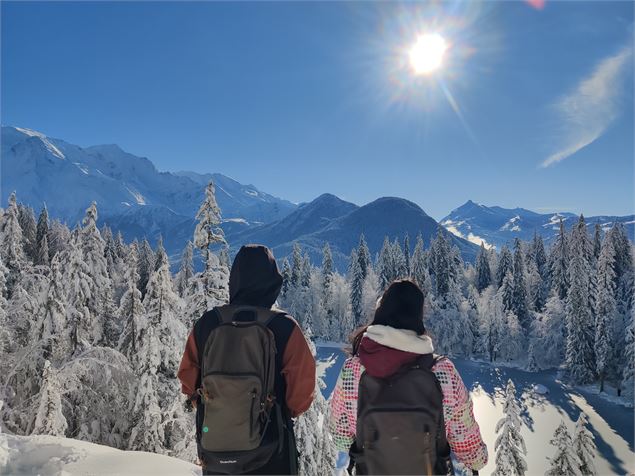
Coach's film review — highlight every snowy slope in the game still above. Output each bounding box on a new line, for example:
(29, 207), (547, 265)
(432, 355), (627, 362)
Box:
(0, 433), (201, 476)
(441, 200), (634, 249)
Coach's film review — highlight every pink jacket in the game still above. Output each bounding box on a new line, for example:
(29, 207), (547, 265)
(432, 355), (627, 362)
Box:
(328, 326), (488, 471)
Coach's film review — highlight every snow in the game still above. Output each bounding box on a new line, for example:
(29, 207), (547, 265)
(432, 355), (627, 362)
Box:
(222, 218), (249, 224)
(441, 220), (495, 249)
(0, 433), (201, 475)
(73, 163), (89, 175)
(125, 186), (146, 206)
(500, 215), (522, 232)
(543, 214), (565, 228)
(244, 189), (258, 197)
(15, 127), (66, 159)
(533, 383), (549, 395)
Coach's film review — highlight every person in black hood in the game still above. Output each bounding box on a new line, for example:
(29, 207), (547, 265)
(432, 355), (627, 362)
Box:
(178, 244), (316, 475)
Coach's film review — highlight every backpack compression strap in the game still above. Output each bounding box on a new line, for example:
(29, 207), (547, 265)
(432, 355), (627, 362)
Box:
(215, 304), (282, 326)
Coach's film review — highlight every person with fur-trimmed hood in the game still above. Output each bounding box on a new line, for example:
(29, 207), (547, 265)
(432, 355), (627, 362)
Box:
(328, 279), (487, 475)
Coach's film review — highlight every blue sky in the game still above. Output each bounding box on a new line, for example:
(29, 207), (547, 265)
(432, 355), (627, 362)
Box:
(2, 1), (633, 219)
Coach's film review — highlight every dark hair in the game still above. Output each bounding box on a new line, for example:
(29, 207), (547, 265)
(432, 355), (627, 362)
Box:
(351, 279), (426, 355)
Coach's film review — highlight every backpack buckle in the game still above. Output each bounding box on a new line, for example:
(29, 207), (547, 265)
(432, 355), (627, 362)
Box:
(197, 387), (213, 402)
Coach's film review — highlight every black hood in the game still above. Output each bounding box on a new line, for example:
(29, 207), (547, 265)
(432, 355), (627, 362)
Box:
(229, 245), (283, 308)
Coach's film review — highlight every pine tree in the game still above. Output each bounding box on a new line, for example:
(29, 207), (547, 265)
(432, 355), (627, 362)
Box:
(512, 239), (529, 330)
(349, 249), (364, 327)
(533, 294), (566, 369)
(18, 205), (38, 263)
(174, 241), (194, 298)
(80, 202), (111, 343)
(357, 234), (371, 279)
(500, 272), (514, 313)
(65, 237), (95, 353)
(550, 220), (570, 300)
(565, 217), (596, 384)
(476, 242), (492, 292)
(411, 234), (427, 291)
(572, 413), (597, 476)
(153, 236), (167, 271)
(280, 258), (291, 301)
(194, 181), (225, 277)
(31, 360), (68, 436)
(138, 239), (155, 298)
(377, 237), (393, 290)
(496, 245), (513, 289)
(39, 254), (70, 364)
(546, 421), (581, 476)
(0, 192), (27, 297)
(360, 268), (380, 326)
(291, 242), (303, 288)
(594, 236), (616, 392)
(592, 224), (602, 261)
(35, 206), (50, 266)
(118, 244), (146, 367)
(127, 324), (164, 452)
(403, 233), (411, 277)
(493, 379), (527, 476)
(531, 233), (549, 311)
(143, 246), (187, 380)
(392, 237), (407, 280)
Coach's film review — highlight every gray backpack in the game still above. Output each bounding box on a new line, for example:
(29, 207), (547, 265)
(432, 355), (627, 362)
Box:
(354, 354), (451, 475)
(198, 305), (284, 474)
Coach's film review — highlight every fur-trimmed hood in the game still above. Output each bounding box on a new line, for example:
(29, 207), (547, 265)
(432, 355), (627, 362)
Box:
(358, 325), (434, 378)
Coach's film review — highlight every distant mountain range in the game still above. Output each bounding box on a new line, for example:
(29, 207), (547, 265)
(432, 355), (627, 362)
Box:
(2, 126), (632, 268)
(441, 200), (634, 250)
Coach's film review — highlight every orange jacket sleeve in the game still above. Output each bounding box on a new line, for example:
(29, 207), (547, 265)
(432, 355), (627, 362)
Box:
(177, 330), (199, 400)
(281, 324), (316, 417)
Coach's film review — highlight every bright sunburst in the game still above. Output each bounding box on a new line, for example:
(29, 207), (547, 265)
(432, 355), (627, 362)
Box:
(409, 33), (448, 75)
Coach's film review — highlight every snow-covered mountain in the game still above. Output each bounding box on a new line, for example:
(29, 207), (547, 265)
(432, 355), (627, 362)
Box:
(227, 195), (479, 269)
(1, 125), (296, 247)
(441, 200), (634, 249)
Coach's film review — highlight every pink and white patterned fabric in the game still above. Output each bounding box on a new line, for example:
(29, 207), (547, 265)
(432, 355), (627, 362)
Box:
(328, 353), (488, 471)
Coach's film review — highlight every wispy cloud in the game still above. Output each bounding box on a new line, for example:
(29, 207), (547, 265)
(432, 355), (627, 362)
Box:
(542, 45), (632, 168)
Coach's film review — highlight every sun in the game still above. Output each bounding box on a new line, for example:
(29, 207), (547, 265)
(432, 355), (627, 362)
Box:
(409, 33), (448, 75)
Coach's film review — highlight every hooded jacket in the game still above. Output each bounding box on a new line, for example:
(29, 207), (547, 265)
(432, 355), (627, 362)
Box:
(178, 245), (315, 419)
(329, 325), (488, 472)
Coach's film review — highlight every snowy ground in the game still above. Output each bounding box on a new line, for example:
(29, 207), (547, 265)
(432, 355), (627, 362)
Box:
(317, 346), (635, 476)
(0, 433), (201, 476)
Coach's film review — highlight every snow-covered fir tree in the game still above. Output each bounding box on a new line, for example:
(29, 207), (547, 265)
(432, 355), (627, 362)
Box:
(565, 217), (596, 384)
(118, 244), (146, 367)
(532, 294), (566, 369)
(546, 421), (581, 476)
(594, 234), (617, 392)
(349, 248), (364, 328)
(496, 245), (513, 289)
(137, 239), (155, 298)
(511, 239), (529, 330)
(35, 206), (50, 267)
(572, 413), (596, 476)
(403, 233), (411, 277)
(550, 220), (570, 301)
(193, 181), (225, 272)
(18, 205), (38, 263)
(493, 379), (527, 476)
(0, 192), (27, 297)
(31, 360), (67, 436)
(476, 242), (492, 292)
(174, 241), (194, 299)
